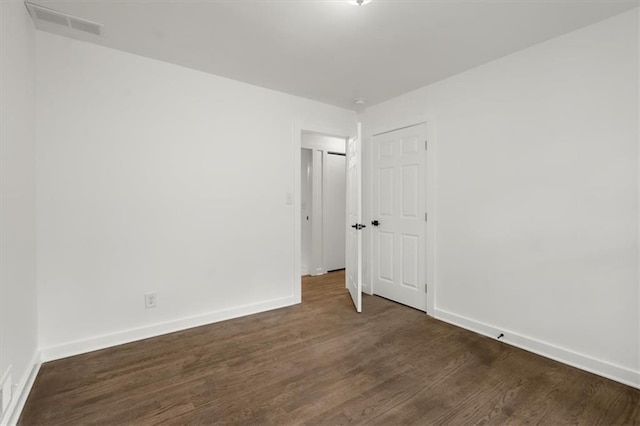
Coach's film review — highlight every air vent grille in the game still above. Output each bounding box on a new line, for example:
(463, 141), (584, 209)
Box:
(25, 2), (103, 36)
(69, 17), (102, 35)
(33, 7), (68, 26)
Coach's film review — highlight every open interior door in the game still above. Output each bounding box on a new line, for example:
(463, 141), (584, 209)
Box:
(346, 123), (363, 312)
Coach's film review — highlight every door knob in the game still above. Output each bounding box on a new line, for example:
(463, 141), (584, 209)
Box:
(371, 220), (380, 226)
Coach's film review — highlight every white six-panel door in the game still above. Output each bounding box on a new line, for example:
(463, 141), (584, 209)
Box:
(371, 123), (426, 311)
(346, 124), (362, 312)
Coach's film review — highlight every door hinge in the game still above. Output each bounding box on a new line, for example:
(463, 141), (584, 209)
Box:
(425, 140), (428, 151)
(425, 212), (428, 222)
(425, 284), (428, 293)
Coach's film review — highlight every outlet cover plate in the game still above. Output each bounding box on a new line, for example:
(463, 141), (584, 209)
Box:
(145, 293), (157, 309)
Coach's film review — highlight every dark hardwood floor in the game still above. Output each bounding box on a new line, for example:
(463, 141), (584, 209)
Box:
(20, 271), (640, 425)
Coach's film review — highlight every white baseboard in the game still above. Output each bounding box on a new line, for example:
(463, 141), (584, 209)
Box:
(1, 352), (41, 426)
(41, 295), (297, 362)
(434, 308), (640, 390)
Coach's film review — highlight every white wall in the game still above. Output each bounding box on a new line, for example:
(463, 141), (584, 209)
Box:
(35, 31), (356, 358)
(0, 2), (39, 422)
(361, 9), (639, 387)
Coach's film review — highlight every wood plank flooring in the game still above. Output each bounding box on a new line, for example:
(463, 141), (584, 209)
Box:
(20, 271), (640, 425)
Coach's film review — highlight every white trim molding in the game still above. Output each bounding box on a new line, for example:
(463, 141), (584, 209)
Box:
(1, 352), (41, 426)
(435, 308), (640, 390)
(41, 296), (296, 362)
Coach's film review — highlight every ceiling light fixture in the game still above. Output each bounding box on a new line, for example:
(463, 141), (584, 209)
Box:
(348, 0), (372, 6)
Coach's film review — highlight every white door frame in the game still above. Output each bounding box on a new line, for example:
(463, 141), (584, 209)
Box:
(363, 115), (436, 316)
(293, 121), (356, 304)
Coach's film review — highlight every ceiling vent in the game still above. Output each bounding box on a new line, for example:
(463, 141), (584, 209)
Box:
(25, 2), (103, 36)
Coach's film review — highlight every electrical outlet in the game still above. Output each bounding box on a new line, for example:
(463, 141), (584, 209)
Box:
(145, 292), (157, 309)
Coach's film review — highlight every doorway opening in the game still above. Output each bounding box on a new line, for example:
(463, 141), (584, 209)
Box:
(300, 132), (347, 277)
(294, 123), (362, 313)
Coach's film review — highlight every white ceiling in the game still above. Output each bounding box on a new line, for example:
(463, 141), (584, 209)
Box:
(28, 0), (638, 111)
